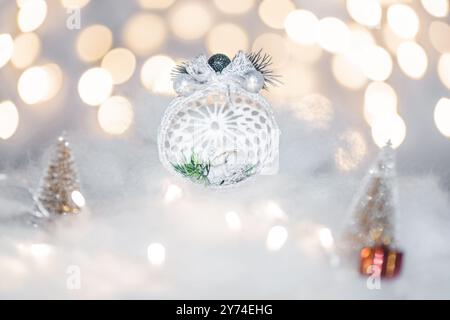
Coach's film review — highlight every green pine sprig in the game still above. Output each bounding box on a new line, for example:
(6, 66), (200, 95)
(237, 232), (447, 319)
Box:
(171, 153), (211, 185)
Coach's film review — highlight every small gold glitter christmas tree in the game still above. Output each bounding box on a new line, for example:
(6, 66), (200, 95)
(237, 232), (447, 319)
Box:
(343, 142), (403, 278)
(35, 134), (85, 216)
(344, 142), (397, 248)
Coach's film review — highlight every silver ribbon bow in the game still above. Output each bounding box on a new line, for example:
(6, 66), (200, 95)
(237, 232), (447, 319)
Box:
(186, 51), (255, 83)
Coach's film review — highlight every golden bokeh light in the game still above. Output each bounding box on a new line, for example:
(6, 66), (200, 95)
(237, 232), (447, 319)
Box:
(438, 53), (450, 90)
(396, 41), (428, 79)
(16, 0), (28, 7)
(291, 94), (333, 129)
(61, 0), (90, 8)
(18, 64), (63, 105)
(266, 225), (288, 251)
(284, 10), (319, 45)
(318, 227), (334, 250)
(78, 68), (113, 106)
(138, 0), (174, 10)
(434, 98), (450, 138)
(382, 22), (403, 53)
(379, 0), (413, 5)
(42, 63), (63, 102)
(123, 13), (167, 55)
(0, 101), (19, 140)
(346, 0), (382, 27)
(18, 66), (49, 105)
(387, 4), (419, 39)
(253, 33), (290, 67)
(371, 113), (406, 149)
(101, 48), (136, 85)
(332, 55), (367, 90)
(17, 0), (47, 32)
(11, 32), (41, 69)
(206, 23), (248, 57)
(71, 190), (86, 208)
(164, 183), (183, 204)
(288, 42), (323, 63)
(225, 211), (242, 232)
(429, 21), (450, 54)
(76, 24), (113, 62)
(344, 25), (376, 66)
(264, 200), (288, 221)
(318, 17), (350, 54)
(169, 2), (211, 40)
(268, 64), (316, 103)
(0, 34), (14, 69)
(140, 55), (175, 95)
(97, 96), (134, 135)
(348, 24), (376, 50)
(214, 0), (254, 15)
(335, 130), (367, 171)
(360, 45), (392, 81)
(421, 0), (449, 17)
(259, 0), (296, 30)
(364, 81), (398, 125)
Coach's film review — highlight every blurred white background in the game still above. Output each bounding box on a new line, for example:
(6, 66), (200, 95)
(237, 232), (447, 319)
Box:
(0, 0), (449, 299)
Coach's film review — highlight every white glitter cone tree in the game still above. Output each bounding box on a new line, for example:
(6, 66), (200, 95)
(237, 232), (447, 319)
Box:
(343, 142), (403, 278)
(34, 135), (85, 217)
(344, 142), (398, 249)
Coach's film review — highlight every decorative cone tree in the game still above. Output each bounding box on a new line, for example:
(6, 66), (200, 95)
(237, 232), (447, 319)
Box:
(34, 135), (85, 217)
(344, 142), (403, 278)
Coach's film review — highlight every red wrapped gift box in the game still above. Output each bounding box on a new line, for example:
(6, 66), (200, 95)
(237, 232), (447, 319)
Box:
(360, 246), (403, 278)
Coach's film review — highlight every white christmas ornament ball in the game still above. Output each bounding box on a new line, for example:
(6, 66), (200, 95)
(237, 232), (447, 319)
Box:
(158, 52), (280, 188)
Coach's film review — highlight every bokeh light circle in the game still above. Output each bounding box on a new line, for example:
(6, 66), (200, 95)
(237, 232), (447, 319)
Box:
(0, 34), (14, 69)
(284, 10), (319, 45)
(61, 0), (90, 8)
(169, 2), (211, 40)
(0, 101), (19, 140)
(214, 0), (254, 15)
(18, 64), (63, 105)
(361, 46), (393, 81)
(364, 81), (398, 125)
(429, 21), (450, 54)
(138, 0), (174, 10)
(346, 0), (382, 27)
(387, 4), (419, 39)
(434, 98), (450, 138)
(371, 113), (406, 149)
(17, 0), (47, 32)
(318, 17), (350, 54)
(396, 41), (428, 79)
(98, 96), (134, 135)
(101, 48), (136, 84)
(259, 0), (296, 30)
(78, 68), (113, 106)
(252, 33), (290, 67)
(335, 130), (367, 171)
(76, 25), (113, 62)
(438, 53), (450, 90)
(332, 55), (367, 90)
(123, 13), (167, 55)
(140, 55), (176, 95)
(11, 33), (41, 69)
(421, 0), (449, 18)
(42, 63), (63, 103)
(18, 66), (50, 105)
(206, 23), (248, 57)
